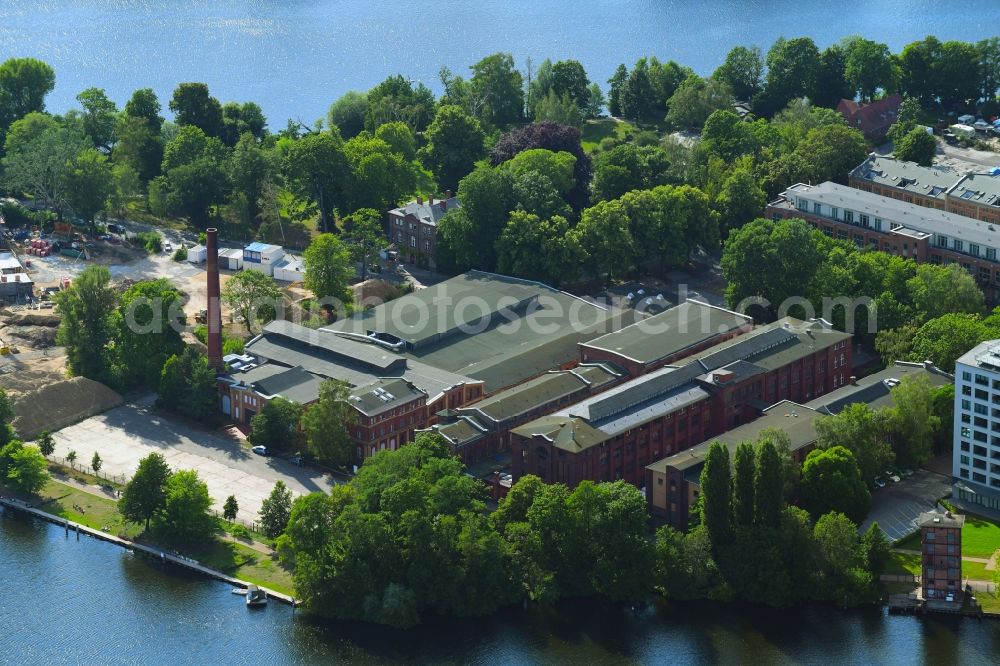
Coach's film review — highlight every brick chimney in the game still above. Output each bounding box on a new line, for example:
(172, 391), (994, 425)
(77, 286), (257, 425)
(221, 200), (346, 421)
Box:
(205, 228), (223, 371)
(416, 195), (423, 205)
(445, 189), (453, 200)
(428, 195), (434, 207)
(439, 199), (447, 211)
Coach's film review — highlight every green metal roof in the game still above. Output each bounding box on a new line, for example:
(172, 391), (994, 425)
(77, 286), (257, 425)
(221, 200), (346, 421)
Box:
(581, 300), (751, 365)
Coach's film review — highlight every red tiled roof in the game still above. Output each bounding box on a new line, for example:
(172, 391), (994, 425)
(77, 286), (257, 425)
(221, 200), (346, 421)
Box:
(837, 95), (903, 140)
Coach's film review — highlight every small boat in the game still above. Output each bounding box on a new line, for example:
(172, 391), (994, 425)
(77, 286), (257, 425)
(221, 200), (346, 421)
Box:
(231, 588), (247, 596)
(245, 585), (267, 607)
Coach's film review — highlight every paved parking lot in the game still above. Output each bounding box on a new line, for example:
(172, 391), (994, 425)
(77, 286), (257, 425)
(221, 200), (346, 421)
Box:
(48, 395), (339, 522)
(860, 469), (952, 541)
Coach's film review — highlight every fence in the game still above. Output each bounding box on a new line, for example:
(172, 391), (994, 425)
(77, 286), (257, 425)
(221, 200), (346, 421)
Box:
(48, 454), (127, 486)
(45, 454), (264, 533)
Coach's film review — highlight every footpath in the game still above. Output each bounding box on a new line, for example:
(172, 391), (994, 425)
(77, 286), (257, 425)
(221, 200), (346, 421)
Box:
(0, 480), (292, 605)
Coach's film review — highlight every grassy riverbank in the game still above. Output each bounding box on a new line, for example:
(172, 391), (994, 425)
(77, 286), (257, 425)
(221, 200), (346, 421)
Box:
(6, 478), (295, 597)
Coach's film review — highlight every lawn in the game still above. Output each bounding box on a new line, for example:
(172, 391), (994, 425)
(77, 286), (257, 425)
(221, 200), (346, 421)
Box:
(978, 591), (1000, 614)
(963, 559), (995, 581)
(581, 118), (633, 152)
(885, 551), (921, 576)
(893, 531), (920, 550)
(960, 513), (1000, 559)
(20, 479), (296, 596)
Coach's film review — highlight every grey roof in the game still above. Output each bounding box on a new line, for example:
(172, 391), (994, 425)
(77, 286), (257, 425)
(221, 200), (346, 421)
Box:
(462, 363), (619, 425)
(956, 339), (1000, 372)
(325, 270), (626, 392)
(389, 196), (460, 227)
(349, 378), (425, 416)
(566, 364), (703, 423)
(424, 417), (489, 448)
(951, 172), (1000, 209)
(808, 361), (952, 414)
(0, 252), (23, 271)
(918, 511), (965, 529)
(850, 155), (958, 200)
(245, 321), (480, 402)
(580, 300), (751, 365)
(785, 181), (1000, 253)
(253, 365), (324, 404)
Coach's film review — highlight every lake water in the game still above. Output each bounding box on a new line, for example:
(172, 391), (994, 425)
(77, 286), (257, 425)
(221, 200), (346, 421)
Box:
(1, 1), (999, 126)
(2, 509), (998, 665)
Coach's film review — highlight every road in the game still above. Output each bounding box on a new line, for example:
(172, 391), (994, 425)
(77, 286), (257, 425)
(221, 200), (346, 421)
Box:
(48, 395), (340, 522)
(939, 143), (1000, 169)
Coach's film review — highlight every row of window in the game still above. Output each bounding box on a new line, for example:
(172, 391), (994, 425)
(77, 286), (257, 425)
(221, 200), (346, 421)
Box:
(957, 466), (1000, 488)
(935, 234), (999, 261)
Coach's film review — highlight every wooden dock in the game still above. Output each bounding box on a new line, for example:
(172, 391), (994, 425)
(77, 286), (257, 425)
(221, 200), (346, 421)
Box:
(0, 495), (296, 607)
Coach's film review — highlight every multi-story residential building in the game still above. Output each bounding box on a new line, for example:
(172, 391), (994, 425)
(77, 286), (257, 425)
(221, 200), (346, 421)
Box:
(919, 510), (965, 603)
(510, 317), (851, 488)
(953, 341), (1000, 512)
(767, 181), (1000, 301)
(579, 300), (752, 378)
(849, 155), (956, 210)
(646, 361), (953, 529)
(387, 193), (459, 269)
(850, 154), (1000, 225)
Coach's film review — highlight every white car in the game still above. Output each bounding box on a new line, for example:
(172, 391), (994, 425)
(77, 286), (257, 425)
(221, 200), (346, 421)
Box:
(164, 241), (173, 252)
(251, 445), (267, 456)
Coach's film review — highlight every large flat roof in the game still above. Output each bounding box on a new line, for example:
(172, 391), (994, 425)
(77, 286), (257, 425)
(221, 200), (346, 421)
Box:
(786, 181), (1000, 251)
(580, 300), (751, 365)
(951, 172), (1000, 209)
(326, 271), (632, 392)
(850, 155), (958, 200)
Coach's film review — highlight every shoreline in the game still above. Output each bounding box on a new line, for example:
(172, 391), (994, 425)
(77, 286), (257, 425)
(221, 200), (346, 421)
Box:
(0, 494), (296, 607)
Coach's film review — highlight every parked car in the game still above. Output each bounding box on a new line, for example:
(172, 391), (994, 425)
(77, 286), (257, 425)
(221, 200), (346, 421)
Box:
(875, 478), (887, 489)
(889, 474), (901, 483)
(289, 455), (302, 466)
(164, 241), (173, 252)
(251, 445), (267, 456)
(902, 468), (914, 477)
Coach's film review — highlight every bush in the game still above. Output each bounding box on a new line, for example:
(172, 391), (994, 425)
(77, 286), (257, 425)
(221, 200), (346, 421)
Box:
(230, 523), (251, 540)
(173, 246), (188, 262)
(136, 231), (162, 254)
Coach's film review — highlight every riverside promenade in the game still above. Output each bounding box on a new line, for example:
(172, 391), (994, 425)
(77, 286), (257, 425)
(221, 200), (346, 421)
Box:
(0, 495), (295, 606)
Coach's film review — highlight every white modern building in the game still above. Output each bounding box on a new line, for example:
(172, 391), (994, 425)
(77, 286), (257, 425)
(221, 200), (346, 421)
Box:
(242, 242), (285, 276)
(186, 244), (207, 264)
(272, 255), (305, 282)
(954, 340), (1000, 512)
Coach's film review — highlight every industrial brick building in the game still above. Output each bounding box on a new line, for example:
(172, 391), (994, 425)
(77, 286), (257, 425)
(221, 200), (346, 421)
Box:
(919, 510), (965, 603)
(646, 361), (953, 529)
(511, 317), (852, 488)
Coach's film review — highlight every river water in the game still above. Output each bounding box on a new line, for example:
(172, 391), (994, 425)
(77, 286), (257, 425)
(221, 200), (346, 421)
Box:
(1, 1), (999, 126)
(2, 509), (998, 665)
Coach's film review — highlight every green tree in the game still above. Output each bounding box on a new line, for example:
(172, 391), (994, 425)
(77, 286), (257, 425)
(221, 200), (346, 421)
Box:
(753, 439), (784, 528)
(66, 450), (77, 466)
(908, 263), (985, 321)
(3, 125), (89, 216)
(91, 451), (102, 473)
(220, 101), (266, 146)
(495, 211), (586, 285)
(591, 143), (673, 202)
(935, 41), (981, 108)
(607, 64), (629, 117)
(793, 123), (867, 185)
(227, 132), (273, 226)
(109, 278), (185, 390)
(763, 37), (822, 113)
(222, 269), (281, 333)
(731, 441), (756, 528)
(327, 91), (368, 138)
(700, 442), (732, 551)
(816, 403), (893, 485)
(260, 480), (294, 539)
(0, 387), (14, 446)
(0, 57), (55, 134)
(894, 127), (937, 166)
(419, 105), (486, 191)
(885, 374), (941, 468)
(861, 522), (891, 576)
(844, 38), (895, 101)
(470, 52), (524, 127)
(75, 87), (118, 151)
(343, 208), (387, 281)
(533, 90), (583, 128)
(250, 397), (302, 451)
(169, 82), (223, 137)
(910, 314), (995, 373)
(899, 37), (942, 105)
(715, 165), (766, 234)
(800, 446), (871, 522)
(714, 46), (764, 101)
(299, 379), (356, 466)
(886, 97), (923, 146)
(435, 165), (514, 273)
(550, 60), (591, 110)
(280, 130), (349, 232)
(365, 75), (436, 133)
(343, 135), (418, 212)
(1, 442), (50, 495)
(574, 198), (634, 284)
(37, 430), (55, 458)
(665, 75), (733, 130)
(303, 233), (354, 303)
(157, 347), (219, 423)
(654, 525), (726, 600)
(722, 217), (822, 320)
(503, 148), (577, 197)
(156, 469), (214, 544)
(54, 265), (116, 381)
(223, 494), (239, 522)
(63, 148), (114, 223)
(120, 452), (172, 530)
(373, 121), (417, 161)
